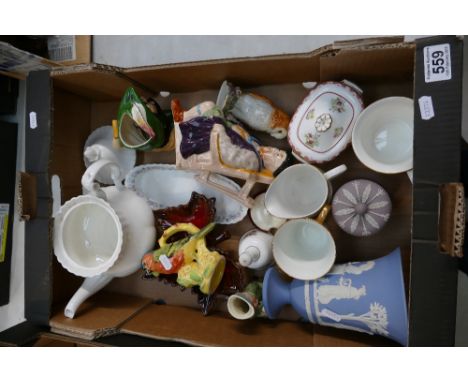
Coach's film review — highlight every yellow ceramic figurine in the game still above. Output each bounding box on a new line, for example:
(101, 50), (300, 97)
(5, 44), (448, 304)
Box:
(142, 222), (226, 295)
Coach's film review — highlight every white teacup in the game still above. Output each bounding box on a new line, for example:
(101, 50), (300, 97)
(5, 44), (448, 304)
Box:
(273, 207), (335, 280)
(265, 163), (347, 219)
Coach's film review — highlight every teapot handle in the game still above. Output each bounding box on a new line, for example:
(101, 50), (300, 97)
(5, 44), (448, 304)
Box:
(82, 159), (122, 199)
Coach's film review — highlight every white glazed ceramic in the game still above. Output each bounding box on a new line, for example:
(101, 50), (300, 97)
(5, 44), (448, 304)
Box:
(54, 194), (123, 278)
(288, 81), (364, 163)
(84, 125), (136, 184)
(238, 229), (274, 270)
(273, 218), (336, 280)
(265, 163), (347, 219)
(54, 159), (156, 318)
(124, 164), (248, 225)
(250, 193), (286, 232)
(227, 294), (257, 320)
(352, 97), (413, 174)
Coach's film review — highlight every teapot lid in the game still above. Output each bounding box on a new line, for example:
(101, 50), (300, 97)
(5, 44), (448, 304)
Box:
(54, 195), (123, 278)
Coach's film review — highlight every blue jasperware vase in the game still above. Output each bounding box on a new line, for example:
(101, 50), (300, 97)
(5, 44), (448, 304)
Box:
(262, 248), (408, 346)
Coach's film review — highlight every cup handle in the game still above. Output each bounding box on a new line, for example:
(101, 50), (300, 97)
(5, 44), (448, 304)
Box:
(315, 205), (331, 225)
(324, 164), (347, 181)
(81, 159), (121, 199)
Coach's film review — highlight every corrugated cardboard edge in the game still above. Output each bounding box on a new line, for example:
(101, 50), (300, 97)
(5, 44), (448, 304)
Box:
(48, 38), (415, 100)
(33, 332), (109, 347)
(50, 63), (157, 96)
(50, 38), (414, 77)
(50, 298), (153, 341)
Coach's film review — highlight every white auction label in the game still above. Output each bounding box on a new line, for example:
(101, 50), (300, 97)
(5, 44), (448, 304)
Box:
(418, 96), (435, 120)
(29, 111), (37, 129)
(423, 43), (451, 83)
(159, 255), (172, 271)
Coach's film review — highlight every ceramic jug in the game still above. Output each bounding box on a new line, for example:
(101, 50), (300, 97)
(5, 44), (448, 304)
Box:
(262, 248), (408, 345)
(53, 159), (156, 318)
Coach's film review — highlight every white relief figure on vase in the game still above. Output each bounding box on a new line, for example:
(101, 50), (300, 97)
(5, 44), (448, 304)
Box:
(328, 260), (375, 276)
(316, 277), (367, 305)
(319, 302), (390, 337)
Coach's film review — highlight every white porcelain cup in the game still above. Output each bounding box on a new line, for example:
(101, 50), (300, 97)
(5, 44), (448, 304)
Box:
(265, 163), (347, 219)
(273, 207), (335, 280)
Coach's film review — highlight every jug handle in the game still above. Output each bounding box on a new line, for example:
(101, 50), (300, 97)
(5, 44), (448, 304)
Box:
(82, 159), (122, 199)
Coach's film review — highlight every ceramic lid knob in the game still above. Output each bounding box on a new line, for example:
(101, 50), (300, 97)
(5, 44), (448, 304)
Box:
(332, 179), (391, 237)
(239, 246), (261, 267)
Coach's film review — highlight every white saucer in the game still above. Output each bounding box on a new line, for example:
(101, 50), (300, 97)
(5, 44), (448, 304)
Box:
(250, 193), (286, 232)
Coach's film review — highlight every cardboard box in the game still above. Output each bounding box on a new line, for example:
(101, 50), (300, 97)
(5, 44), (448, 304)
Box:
(0, 36), (92, 79)
(3, 35), (463, 347)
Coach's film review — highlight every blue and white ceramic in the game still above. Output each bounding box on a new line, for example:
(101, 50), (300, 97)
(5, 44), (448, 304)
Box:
(262, 248), (408, 345)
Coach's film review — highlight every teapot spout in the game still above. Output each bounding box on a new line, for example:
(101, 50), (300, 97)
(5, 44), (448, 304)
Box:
(64, 274), (113, 318)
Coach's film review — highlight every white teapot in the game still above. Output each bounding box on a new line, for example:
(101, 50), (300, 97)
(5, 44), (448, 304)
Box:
(53, 159), (156, 318)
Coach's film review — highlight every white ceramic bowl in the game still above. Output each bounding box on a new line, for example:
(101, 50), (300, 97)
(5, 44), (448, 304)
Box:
(272, 219), (336, 280)
(352, 97), (413, 174)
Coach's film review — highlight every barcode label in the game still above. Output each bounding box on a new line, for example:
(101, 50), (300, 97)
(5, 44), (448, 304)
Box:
(47, 36), (76, 62)
(0, 204), (10, 263)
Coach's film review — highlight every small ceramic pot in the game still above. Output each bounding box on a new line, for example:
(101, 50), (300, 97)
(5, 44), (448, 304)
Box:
(332, 179), (392, 237)
(265, 163), (347, 220)
(227, 281), (264, 320)
(272, 206), (335, 280)
(288, 80), (364, 163)
(352, 97), (413, 174)
(217, 80), (290, 139)
(238, 229), (274, 270)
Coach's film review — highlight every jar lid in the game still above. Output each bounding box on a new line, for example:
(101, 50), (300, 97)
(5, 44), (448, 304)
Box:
(332, 179), (391, 237)
(288, 81), (364, 163)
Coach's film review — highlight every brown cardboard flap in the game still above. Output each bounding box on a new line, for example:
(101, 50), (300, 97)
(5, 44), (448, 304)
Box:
(51, 64), (146, 101)
(439, 183), (465, 258)
(33, 332), (106, 347)
(120, 304), (389, 347)
(320, 44), (414, 83)
(50, 292), (152, 341)
(120, 304), (314, 346)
